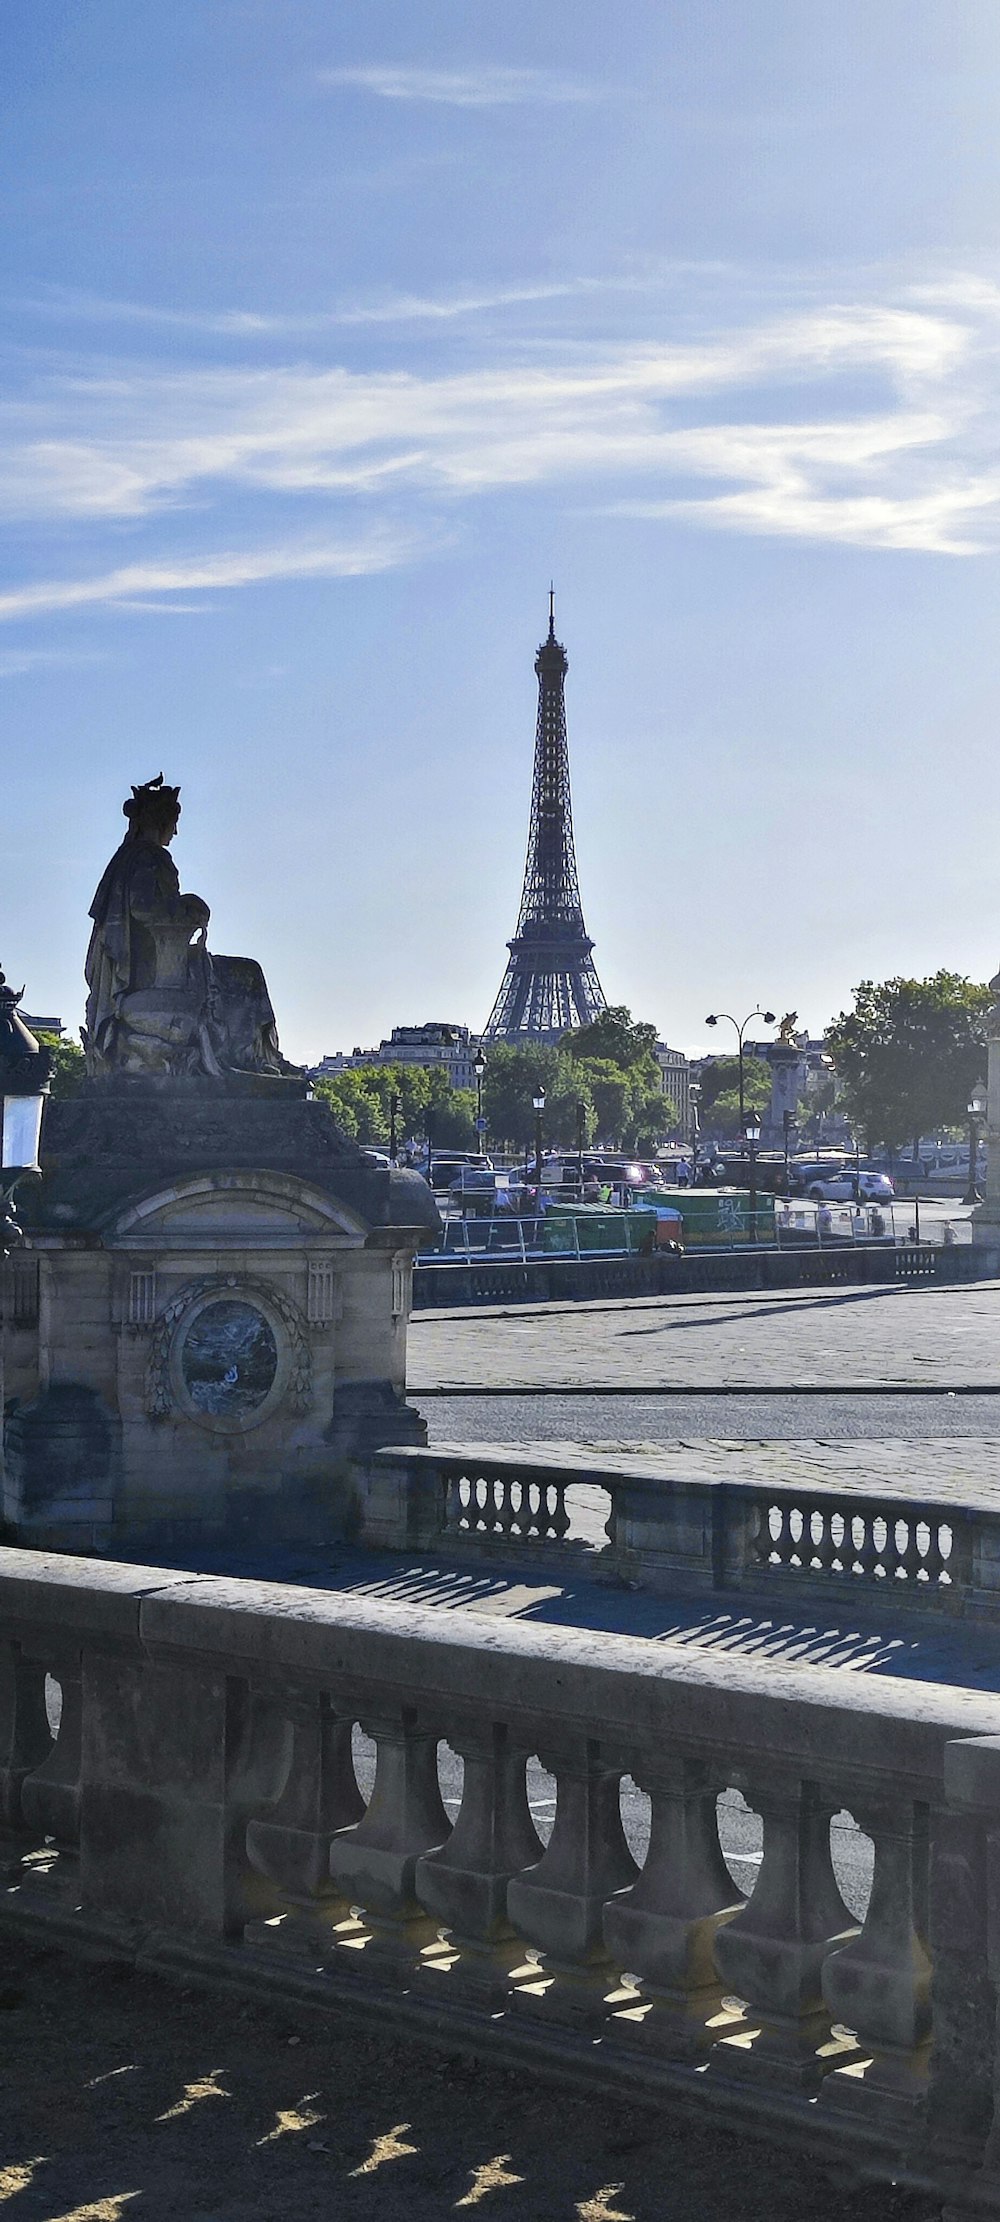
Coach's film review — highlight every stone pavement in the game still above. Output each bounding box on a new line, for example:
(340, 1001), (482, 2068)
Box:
(2, 1932), (934, 2222)
(409, 1278), (1000, 1390)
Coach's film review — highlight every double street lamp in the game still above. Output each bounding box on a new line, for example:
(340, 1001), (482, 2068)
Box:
(964, 1080), (987, 1207)
(704, 1008), (776, 1143)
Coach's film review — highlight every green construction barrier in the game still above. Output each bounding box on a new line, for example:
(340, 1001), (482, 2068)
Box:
(637, 1186), (776, 1246)
(541, 1205), (653, 1255)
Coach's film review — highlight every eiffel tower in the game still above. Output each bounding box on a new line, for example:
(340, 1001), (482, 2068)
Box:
(484, 595), (607, 1044)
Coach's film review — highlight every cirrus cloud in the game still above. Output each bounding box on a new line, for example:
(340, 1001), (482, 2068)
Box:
(318, 65), (596, 107)
(1, 277), (999, 628)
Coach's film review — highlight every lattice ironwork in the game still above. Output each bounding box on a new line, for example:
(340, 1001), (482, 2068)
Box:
(484, 597), (607, 1043)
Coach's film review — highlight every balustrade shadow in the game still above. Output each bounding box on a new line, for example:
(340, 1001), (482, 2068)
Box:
(0, 1931), (928, 2222)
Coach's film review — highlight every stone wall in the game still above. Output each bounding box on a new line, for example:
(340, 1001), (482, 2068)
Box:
(3, 1546), (1000, 2211)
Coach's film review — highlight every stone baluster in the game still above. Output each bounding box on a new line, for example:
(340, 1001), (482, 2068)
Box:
(19, 1647), (82, 1852)
(506, 1735), (638, 2028)
(245, 1692), (365, 1954)
(930, 1737), (1000, 2215)
(416, 1719), (542, 2007)
(328, 1704), (449, 1968)
(711, 1774), (859, 2090)
(821, 1798), (931, 2121)
(0, 1642), (53, 1839)
(602, 1757), (744, 2058)
(81, 1649), (289, 1944)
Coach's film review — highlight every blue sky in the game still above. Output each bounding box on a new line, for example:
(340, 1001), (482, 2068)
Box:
(5, 1), (1000, 1061)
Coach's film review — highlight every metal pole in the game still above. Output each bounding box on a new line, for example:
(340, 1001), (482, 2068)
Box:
(963, 1115), (982, 1206)
(389, 1091), (399, 1163)
(534, 1108), (543, 1184)
(426, 1108), (435, 1193)
(748, 1137), (758, 1245)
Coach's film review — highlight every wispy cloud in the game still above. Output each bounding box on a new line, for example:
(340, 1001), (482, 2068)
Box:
(12, 277), (608, 337)
(2, 278), (1000, 622)
(0, 532), (416, 623)
(318, 64), (595, 108)
(0, 645), (106, 676)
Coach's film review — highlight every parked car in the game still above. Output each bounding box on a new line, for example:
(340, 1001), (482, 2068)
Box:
(806, 1169), (894, 1202)
(447, 1169), (529, 1216)
(426, 1152), (492, 1191)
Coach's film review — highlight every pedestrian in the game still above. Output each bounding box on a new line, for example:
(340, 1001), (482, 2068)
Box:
(676, 1158), (690, 1188)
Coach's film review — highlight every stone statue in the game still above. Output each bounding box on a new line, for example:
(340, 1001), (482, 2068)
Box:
(777, 1011), (800, 1047)
(84, 775), (294, 1080)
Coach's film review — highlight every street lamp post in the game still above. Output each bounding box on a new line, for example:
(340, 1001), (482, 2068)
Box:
(1, 972), (50, 1247)
(388, 1090), (399, 1164)
(532, 1087), (546, 1185)
(0, 972), (51, 1510)
(689, 1081), (702, 1186)
(473, 1045), (487, 1148)
(743, 1114), (762, 1244)
(964, 1080), (987, 1207)
(704, 1007), (776, 1164)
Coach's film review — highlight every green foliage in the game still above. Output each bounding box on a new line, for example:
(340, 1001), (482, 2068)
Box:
(698, 1054), (770, 1134)
(312, 1063), (476, 1150)
(37, 1032), (85, 1100)
(481, 1043), (590, 1152)
(562, 1005), (659, 1080)
(481, 1037), (669, 1152)
(824, 973), (992, 1150)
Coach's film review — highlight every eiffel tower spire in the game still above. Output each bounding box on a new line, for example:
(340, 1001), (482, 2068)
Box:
(483, 596), (607, 1043)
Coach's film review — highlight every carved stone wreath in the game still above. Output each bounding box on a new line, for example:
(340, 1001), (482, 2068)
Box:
(146, 1272), (312, 1421)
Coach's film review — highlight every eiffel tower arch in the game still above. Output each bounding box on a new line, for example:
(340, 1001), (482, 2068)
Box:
(483, 597), (607, 1045)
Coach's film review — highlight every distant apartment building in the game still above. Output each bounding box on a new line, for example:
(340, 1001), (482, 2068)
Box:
(312, 1023), (478, 1091)
(654, 1044), (690, 1131)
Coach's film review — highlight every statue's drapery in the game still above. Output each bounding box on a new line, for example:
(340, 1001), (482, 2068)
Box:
(84, 819), (287, 1080)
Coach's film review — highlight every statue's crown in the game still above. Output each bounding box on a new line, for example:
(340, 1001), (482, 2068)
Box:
(123, 773), (180, 824)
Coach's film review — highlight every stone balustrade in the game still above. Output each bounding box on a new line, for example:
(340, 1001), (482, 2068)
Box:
(365, 1444), (1000, 1620)
(2, 1547), (1000, 2210)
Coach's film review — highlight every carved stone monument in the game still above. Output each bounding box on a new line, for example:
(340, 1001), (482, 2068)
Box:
(762, 1016), (807, 1152)
(3, 778), (439, 1553)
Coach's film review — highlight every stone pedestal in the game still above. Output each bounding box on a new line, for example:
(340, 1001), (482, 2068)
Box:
(762, 1044), (805, 1154)
(2, 1077), (438, 1554)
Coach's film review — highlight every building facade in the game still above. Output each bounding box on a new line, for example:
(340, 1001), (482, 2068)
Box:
(313, 1023), (477, 1091)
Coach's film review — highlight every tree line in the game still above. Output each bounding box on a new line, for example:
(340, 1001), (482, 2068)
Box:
(36, 970), (996, 1157)
(313, 1007), (671, 1154)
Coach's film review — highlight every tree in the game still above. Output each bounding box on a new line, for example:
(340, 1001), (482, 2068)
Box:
(37, 1032), (85, 1099)
(824, 973), (992, 1153)
(482, 1043), (592, 1152)
(562, 1005), (659, 1079)
(582, 1059), (631, 1147)
(312, 1062), (477, 1151)
(697, 1054), (770, 1134)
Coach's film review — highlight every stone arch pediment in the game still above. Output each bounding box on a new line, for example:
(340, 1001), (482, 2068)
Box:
(108, 1169), (368, 1251)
